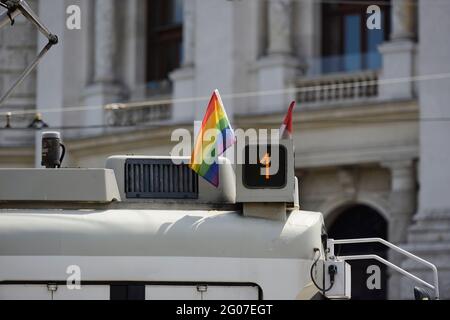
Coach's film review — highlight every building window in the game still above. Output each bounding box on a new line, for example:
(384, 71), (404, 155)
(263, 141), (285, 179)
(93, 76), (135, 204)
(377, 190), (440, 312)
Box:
(146, 0), (183, 85)
(321, 0), (390, 74)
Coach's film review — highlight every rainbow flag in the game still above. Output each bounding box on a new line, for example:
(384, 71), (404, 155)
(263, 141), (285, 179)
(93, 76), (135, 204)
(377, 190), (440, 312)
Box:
(190, 89), (235, 187)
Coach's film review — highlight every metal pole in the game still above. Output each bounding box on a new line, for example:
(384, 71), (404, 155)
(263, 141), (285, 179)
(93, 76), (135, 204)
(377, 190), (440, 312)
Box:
(17, 0), (55, 41)
(0, 8), (20, 29)
(0, 41), (53, 106)
(0, 0), (58, 107)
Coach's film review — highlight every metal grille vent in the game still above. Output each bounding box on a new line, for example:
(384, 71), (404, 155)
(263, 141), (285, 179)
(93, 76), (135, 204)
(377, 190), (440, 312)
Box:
(125, 159), (198, 199)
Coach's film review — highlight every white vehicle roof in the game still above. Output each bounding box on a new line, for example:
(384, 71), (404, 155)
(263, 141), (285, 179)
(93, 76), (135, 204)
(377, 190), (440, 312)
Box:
(0, 209), (323, 259)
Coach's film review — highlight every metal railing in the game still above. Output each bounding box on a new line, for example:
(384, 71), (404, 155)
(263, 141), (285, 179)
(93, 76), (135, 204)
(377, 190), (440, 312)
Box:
(105, 102), (172, 127)
(327, 237), (439, 299)
(296, 70), (379, 106)
(104, 81), (173, 126)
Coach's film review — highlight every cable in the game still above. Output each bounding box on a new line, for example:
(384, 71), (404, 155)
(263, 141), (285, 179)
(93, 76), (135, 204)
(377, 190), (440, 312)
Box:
(310, 248), (336, 293)
(2, 71), (450, 118)
(235, 0), (450, 8)
(3, 115), (450, 131)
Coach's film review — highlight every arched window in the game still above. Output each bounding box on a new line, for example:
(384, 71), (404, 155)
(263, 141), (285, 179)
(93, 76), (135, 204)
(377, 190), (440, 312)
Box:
(327, 204), (388, 300)
(321, 0), (391, 73)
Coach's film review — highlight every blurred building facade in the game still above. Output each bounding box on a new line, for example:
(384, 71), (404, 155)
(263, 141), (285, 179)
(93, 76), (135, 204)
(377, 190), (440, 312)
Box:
(1, 0), (450, 299)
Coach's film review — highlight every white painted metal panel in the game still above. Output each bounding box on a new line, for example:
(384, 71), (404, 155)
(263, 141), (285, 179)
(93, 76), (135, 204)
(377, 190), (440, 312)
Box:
(0, 284), (109, 300)
(53, 285), (110, 300)
(145, 285), (258, 300)
(203, 286), (259, 300)
(146, 285), (200, 300)
(0, 169), (121, 202)
(0, 285), (51, 300)
(0, 256), (314, 299)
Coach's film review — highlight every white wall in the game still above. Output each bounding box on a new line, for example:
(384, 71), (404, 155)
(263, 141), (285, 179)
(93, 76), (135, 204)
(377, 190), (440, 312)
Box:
(417, 0), (450, 213)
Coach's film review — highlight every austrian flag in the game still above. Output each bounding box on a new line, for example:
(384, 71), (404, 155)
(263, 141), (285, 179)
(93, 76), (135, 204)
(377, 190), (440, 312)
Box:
(279, 101), (296, 140)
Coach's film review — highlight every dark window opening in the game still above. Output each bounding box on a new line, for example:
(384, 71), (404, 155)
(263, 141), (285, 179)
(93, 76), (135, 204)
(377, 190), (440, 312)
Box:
(327, 204), (388, 300)
(147, 0), (183, 84)
(110, 284), (145, 300)
(321, 0), (391, 73)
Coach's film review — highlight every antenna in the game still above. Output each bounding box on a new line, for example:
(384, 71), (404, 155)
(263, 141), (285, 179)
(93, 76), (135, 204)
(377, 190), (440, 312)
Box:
(0, 0), (58, 106)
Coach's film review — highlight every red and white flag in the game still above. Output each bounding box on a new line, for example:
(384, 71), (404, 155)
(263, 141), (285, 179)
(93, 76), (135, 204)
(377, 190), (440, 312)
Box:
(279, 101), (296, 139)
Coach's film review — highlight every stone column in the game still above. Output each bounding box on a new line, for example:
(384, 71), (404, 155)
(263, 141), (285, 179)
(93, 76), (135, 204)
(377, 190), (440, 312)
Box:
(256, 0), (298, 113)
(94, 0), (117, 83)
(382, 160), (416, 244)
(84, 0), (123, 135)
(170, 0), (196, 122)
(379, 0), (417, 100)
(182, 0), (195, 67)
(267, 0), (293, 55)
(382, 160), (416, 299)
(34, 0), (64, 166)
(391, 0), (416, 41)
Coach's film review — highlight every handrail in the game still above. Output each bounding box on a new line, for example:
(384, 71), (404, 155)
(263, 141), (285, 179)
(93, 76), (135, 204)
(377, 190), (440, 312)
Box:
(327, 237), (439, 299)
